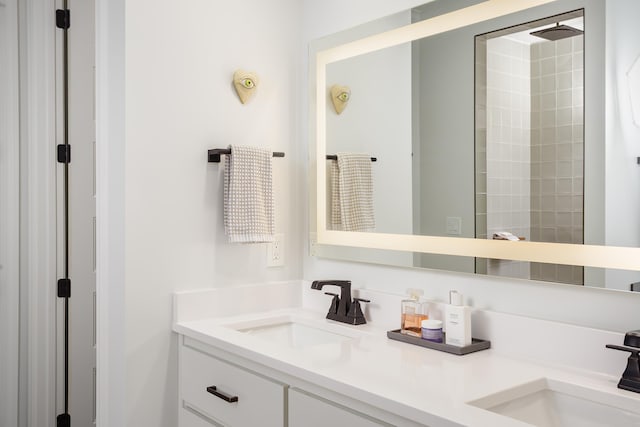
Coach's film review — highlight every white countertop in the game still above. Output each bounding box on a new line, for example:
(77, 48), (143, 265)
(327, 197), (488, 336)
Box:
(173, 281), (640, 426)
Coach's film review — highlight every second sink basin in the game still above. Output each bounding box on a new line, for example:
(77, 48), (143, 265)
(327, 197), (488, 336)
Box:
(222, 313), (367, 349)
(468, 378), (640, 426)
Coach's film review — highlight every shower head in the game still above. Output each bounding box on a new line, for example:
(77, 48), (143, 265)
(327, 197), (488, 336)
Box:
(530, 23), (583, 41)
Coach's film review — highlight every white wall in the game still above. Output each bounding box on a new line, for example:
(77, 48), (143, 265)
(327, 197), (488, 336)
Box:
(323, 11), (414, 267)
(326, 33), (413, 237)
(0, 0), (20, 424)
(100, 0), (302, 425)
(303, 0), (640, 333)
(604, 0), (640, 290)
(97, 0), (640, 425)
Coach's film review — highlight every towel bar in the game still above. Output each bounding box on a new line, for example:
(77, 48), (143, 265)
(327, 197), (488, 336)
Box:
(326, 155), (377, 162)
(208, 148), (285, 163)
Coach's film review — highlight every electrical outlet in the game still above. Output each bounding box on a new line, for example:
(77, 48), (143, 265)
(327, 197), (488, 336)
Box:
(267, 233), (285, 267)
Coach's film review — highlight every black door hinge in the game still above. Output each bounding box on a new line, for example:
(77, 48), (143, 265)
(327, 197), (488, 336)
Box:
(56, 9), (70, 29)
(57, 278), (71, 298)
(57, 144), (71, 164)
(56, 413), (70, 427)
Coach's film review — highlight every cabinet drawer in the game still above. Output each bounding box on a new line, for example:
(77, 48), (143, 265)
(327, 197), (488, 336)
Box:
(180, 345), (284, 427)
(289, 388), (391, 427)
(181, 407), (219, 427)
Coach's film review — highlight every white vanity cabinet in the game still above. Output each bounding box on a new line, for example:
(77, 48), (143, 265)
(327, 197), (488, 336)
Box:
(288, 388), (392, 427)
(178, 336), (426, 427)
(179, 340), (285, 427)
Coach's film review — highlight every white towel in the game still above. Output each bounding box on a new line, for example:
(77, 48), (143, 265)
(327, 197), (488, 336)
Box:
(223, 145), (275, 243)
(330, 152), (375, 232)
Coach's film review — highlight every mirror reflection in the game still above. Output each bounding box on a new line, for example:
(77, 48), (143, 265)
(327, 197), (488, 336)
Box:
(316, 0), (640, 291)
(475, 10), (585, 283)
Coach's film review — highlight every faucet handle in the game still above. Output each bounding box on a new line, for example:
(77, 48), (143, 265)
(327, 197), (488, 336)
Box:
(324, 292), (339, 315)
(347, 298), (370, 325)
(625, 330), (640, 348)
(606, 344), (640, 393)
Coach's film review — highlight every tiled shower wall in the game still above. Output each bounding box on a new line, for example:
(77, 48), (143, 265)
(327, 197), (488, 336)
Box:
(483, 37), (532, 279)
(477, 34), (584, 283)
(529, 36), (584, 284)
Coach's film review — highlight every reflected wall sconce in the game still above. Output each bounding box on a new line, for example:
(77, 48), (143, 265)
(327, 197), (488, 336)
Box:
(233, 70), (259, 104)
(330, 85), (351, 115)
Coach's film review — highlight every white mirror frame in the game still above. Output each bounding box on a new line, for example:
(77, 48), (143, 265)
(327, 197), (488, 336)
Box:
(315, 0), (640, 272)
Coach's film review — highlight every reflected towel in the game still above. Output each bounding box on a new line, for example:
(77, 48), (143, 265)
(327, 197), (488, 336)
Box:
(223, 145), (274, 243)
(330, 152), (375, 232)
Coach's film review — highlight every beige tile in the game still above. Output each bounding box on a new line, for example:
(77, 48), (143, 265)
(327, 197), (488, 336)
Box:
(573, 125), (584, 142)
(531, 59), (540, 78)
(541, 110), (556, 128)
(557, 160), (572, 177)
(541, 127), (556, 144)
(557, 54), (572, 73)
(556, 194), (572, 212)
(557, 178), (572, 194)
(573, 89), (583, 106)
(541, 92), (556, 110)
(541, 161), (555, 177)
(541, 144), (556, 162)
(541, 57), (556, 75)
(557, 72), (572, 90)
(572, 69), (583, 87)
(572, 35), (584, 52)
(541, 178), (555, 194)
(541, 75), (556, 93)
(557, 143), (572, 161)
(572, 177), (583, 193)
(572, 106), (583, 125)
(572, 159), (584, 178)
(540, 41), (555, 58)
(557, 107), (573, 126)
(572, 195), (583, 211)
(557, 38), (572, 55)
(557, 89), (572, 108)
(556, 125), (572, 143)
(573, 51), (584, 69)
(557, 212), (572, 226)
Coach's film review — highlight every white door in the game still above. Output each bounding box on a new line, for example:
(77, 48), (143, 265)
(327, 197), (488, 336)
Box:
(58, 0), (97, 424)
(0, 0), (21, 425)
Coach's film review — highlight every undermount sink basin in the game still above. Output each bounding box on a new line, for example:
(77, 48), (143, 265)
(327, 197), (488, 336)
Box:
(222, 314), (366, 349)
(468, 378), (640, 426)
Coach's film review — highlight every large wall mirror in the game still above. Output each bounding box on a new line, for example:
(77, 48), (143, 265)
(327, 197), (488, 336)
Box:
(310, 0), (640, 292)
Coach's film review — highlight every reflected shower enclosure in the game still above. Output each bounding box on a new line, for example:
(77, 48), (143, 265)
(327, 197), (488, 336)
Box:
(475, 10), (585, 284)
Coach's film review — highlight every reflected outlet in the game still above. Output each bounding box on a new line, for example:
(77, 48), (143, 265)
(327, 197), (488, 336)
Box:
(446, 217), (462, 235)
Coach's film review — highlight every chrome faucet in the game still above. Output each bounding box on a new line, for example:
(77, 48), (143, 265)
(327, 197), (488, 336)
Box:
(311, 280), (370, 325)
(606, 329), (640, 394)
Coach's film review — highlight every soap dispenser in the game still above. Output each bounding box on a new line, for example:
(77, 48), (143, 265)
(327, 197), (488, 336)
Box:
(444, 290), (471, 347)
(401, 289), (428, 337)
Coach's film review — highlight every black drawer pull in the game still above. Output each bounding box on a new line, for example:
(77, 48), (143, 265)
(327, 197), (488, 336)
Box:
(206, 385), (239, 403)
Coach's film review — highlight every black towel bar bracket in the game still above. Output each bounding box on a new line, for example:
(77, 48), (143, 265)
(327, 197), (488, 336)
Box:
(326, 155), (377, 162)
(208, 148), (285, 163)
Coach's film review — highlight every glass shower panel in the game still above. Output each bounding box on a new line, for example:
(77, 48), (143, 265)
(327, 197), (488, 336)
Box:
(0, 0), (21, 425)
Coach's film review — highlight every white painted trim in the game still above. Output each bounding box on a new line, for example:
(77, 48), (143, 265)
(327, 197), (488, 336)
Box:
(0, 0), (21, 424)
(18, 0), (58, 426)
(95, 0), (126, 425)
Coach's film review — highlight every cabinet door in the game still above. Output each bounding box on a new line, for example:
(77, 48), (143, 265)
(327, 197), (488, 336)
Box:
(181, 345), (284, 427)
(289, 388), (391, 427)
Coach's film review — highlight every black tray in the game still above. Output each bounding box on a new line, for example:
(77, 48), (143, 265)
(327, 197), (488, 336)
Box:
(387, 329), (491, 356)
